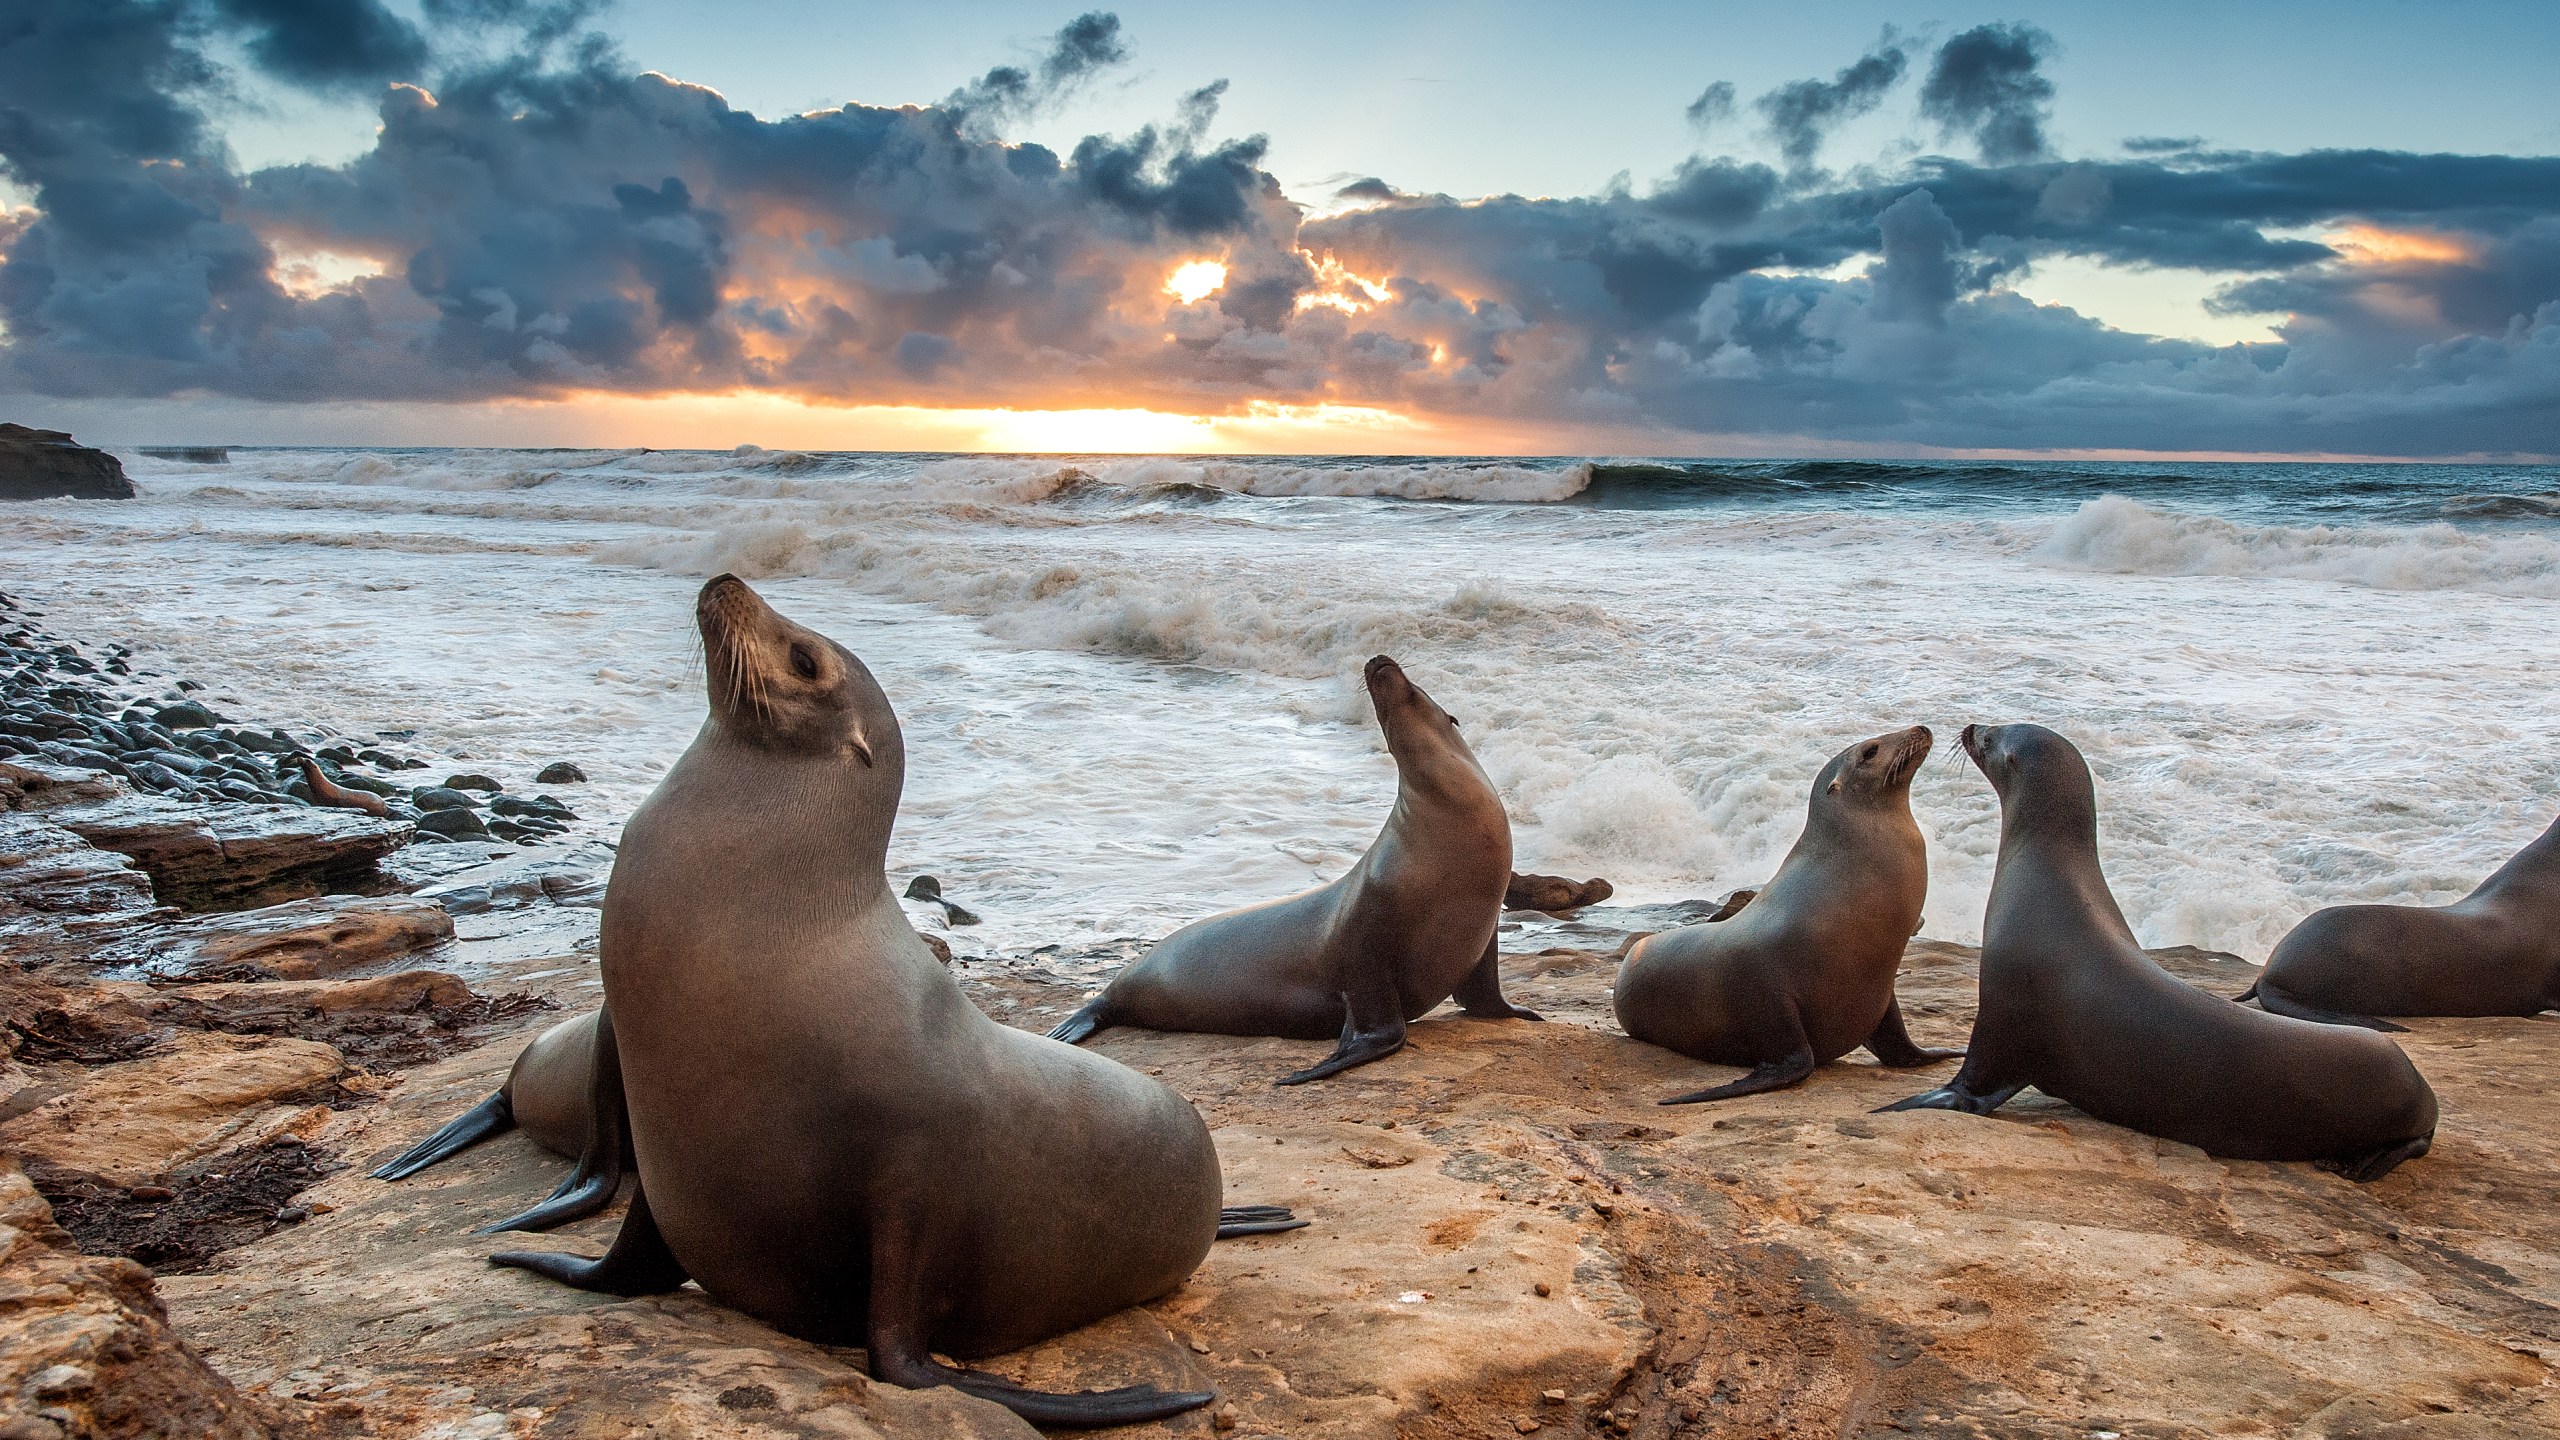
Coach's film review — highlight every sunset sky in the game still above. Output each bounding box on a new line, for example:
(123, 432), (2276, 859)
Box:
(3, 1), (2554, 456)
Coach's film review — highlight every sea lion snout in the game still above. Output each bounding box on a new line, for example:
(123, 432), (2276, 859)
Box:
(1363, 654), (1407, 695)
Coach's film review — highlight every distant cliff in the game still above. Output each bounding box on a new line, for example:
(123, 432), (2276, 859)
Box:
(0, 424), (134, 501)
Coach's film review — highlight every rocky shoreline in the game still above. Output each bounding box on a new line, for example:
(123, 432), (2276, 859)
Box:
(3, 607), (2556, 1437)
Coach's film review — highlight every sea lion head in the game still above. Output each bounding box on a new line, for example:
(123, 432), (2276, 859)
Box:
(1818, 725), (1932, 808)
(1363, 655), (1482, 797)
(1961, 723), (2097, 834)
(694, 574), (901, 780)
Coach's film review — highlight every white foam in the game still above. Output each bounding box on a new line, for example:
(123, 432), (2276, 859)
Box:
(2034, 493), (2560, 596)
(9, 451), (2555, 963)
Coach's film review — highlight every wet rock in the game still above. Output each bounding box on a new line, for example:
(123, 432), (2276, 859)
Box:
(533, 760), (588, 784)
(440, 773), (501, 793)
(1703, 887), (1756, 922)
(151, 701), (224, 731)
(0, 815), (167, 947)
(47, 795), (411, 912)
(0, 424), (135, 502)
(408, 786), (477, 812)
(412, 808), (492, 843)
(0, 1158), (290, 1438)
(1504, 873), (1615, 914)
(0, 1031), (347, 1189)
(138, 446), (230, 464)
(97, 894), (455, 980)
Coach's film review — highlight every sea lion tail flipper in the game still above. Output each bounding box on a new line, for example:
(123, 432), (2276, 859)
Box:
(1045, 997), (1112, 1046)
(1657, 1044), (1816, 1105)
(2233, 980), (2261, 1003)
(1216, 1204), (1309, 1238)
(477, 1004), (630, 1235)
(2323, 1133), (2433, 1184)
(1451, 933), (1542, 1022)
(2251, 984), (2408, 1033)
(490, 1180), (689, 1296)
(372, 1091), (514, 1180)
(888, 1359), (1213, 1429)
(867, 1220), (1215, 1427)
(1861, 999), (1965, 1068)
(1276, 977), (1408, 1086)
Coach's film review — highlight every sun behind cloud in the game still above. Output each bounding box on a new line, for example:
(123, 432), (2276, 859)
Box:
(1164, 260), (1229, 304)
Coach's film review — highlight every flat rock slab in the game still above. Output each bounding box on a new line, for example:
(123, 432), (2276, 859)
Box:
(48, 794), (411, 912)
(96, 894), (457, 980)
(0, 1159), (286, 1439)
(151, 943), (2560, 1437)
(1, 1032), (348, 1188)
(0, 811), (168, 955)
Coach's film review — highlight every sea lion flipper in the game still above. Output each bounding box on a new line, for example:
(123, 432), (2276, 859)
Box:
(2323, 1134), (2433, 1184)
(866, 1217), (1216, 1426)
(490, 1180), (689, 1297)
(1861, 998), (1965, 1067)
(477, 1003), (630, 1235)
(1045, 997), (1112, 1045)
(1275, 974), (1408, 1085)
(1875, 1075), (2026, 1117)
(372, 1091), (515, 1180)
(1216, 1204), (1309, 1238)
(1656, 1043), (1816, 1105)
(1452, 933), (1543, 1022)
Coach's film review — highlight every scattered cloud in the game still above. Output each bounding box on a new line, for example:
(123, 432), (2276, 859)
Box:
(0, 7), (2553, 456)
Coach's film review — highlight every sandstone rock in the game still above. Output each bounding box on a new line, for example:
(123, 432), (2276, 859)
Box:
(0, 425), (133, 503)
(1503, 873), (1614, 913)
(64, 937), (2560, 1436)
(98, 895), (455, 979)
(0, 1032), (346, 1188)
(0, 1159), (287, 1438)
(47, 794), (410, 911)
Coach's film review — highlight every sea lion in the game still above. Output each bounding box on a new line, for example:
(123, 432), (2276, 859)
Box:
(492, 575), (1296, 1428)
(369, 1011), (629, 1235)
(1881, 724), (2437, 1182)
(1613, 726), (1956, 1103)
(1046, 655), (1535, 1083)
(2238, 814), (2560, 1030)
(298, 755), (389, 816)
(1506, 872), (1613, 913)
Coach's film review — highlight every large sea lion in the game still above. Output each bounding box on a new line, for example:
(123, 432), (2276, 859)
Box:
(2239, 814), (2560, 1030)
(1614, 725), (1958, 1103)
(491, 576), (1295, 1428)
(1046, 655), (1535, 1083)
(1880, 724), (2437, 1182)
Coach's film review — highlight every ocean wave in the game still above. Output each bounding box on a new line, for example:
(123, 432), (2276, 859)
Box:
(2034, 494), (2560, 596)
(2438, 491), (2560, 520)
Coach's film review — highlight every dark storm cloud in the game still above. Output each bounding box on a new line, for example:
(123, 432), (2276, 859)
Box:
(1752, 33), (1909, 174)
(1, 19), (2555, 455)
(210, 0), (429, 90)
(1918, 23), (2057, 165)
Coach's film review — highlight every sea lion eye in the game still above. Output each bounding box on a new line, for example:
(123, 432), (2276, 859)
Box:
(789, 644), (819, 680)
(1861, 745), (1879, 762)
